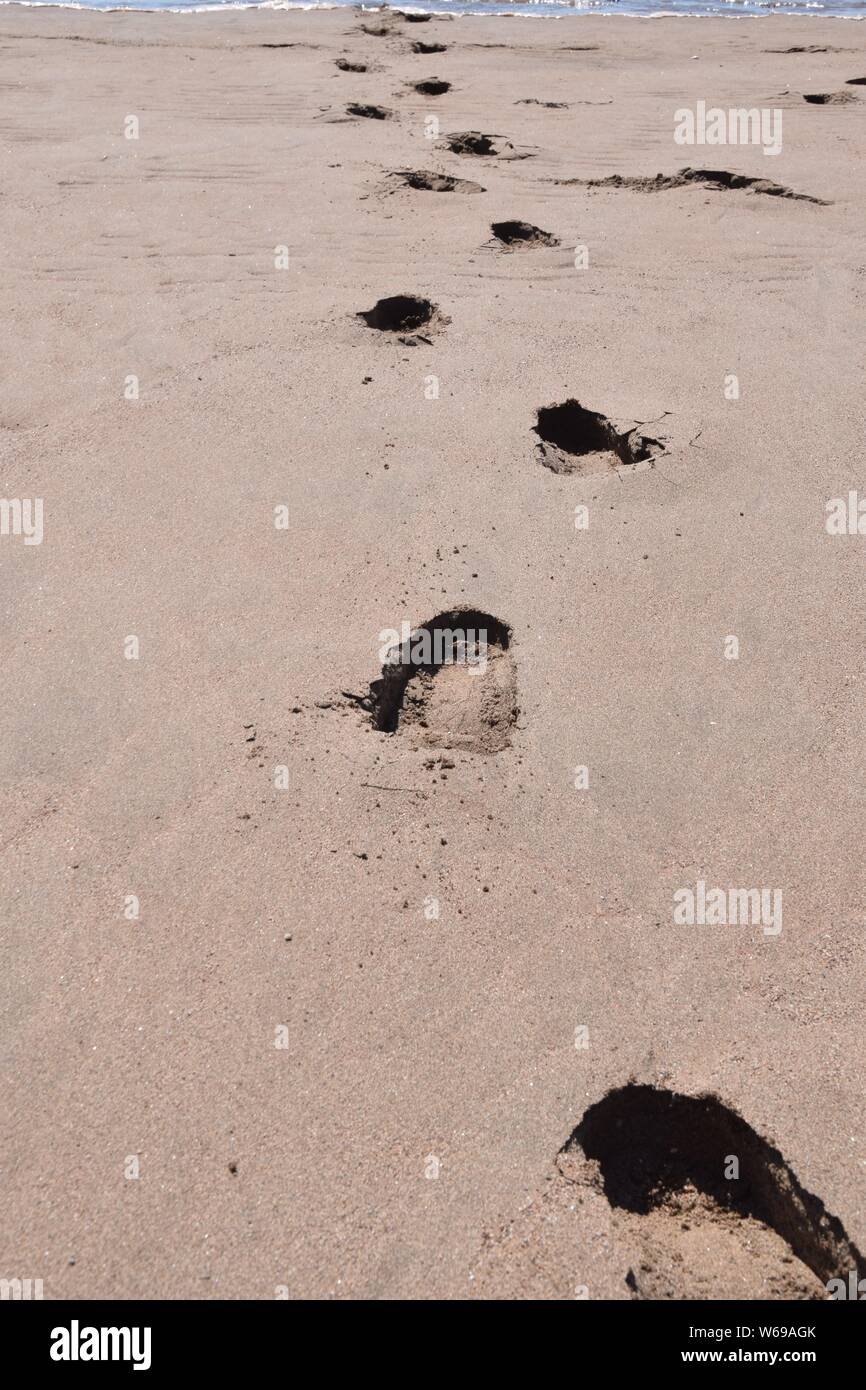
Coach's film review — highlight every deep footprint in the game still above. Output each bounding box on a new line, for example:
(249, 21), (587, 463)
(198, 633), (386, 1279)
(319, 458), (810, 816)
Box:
(412, 41), (448, 54)
(492, 219), (559, 248)
(346, 103), (394, 121)
(366, 609), (517, 754)
(357, 295), (444, 341)
(555, 167), (829, 205)
(411, 78), (451, 96)
(336, 58), (368, 72)
(534, 398), (660, 475)
(392, 168), (485, 194)
(559, 1085), (864, 1301)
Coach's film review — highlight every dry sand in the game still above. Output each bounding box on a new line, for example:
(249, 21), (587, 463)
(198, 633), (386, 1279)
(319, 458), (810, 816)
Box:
(1, 4), (865, 1300)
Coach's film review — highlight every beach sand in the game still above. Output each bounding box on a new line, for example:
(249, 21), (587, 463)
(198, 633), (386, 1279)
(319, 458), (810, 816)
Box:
(1, 4), (865, 1299)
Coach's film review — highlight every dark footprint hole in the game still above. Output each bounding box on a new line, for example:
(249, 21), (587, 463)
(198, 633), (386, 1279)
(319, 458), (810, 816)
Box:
(336, 58), (368, 72)
(358, 294), (437, 333)
(412, 78), (451, 96)
(446, 131), (499, 156)
(347, 103), (394, 121)
(394, 168), (485, 194)
(803, 91), (858, 104)
(534, 398), (658, 474)
(846, 76), (866, 84)
(366, 609), (517, 754)
(412, 41), (447, 54)
(492, 219), (559, 248)
(361, 24), (392, 37)
(565, 1084), (864, 1299)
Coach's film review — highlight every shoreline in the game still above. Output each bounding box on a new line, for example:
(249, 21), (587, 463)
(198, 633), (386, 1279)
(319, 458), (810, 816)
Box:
(2, 1), (865, 20)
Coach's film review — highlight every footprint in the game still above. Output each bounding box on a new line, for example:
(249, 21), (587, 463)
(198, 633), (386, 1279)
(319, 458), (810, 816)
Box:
(534, 398), (661, 476)
(442, 130), (508, 157)
(357, 295), (445, 341)
(765, 44), (852, 54)
(390, 168), (485, 194)
(410, 78), (451, 96)
(346, 103), (394, 121)
(803, 91), (859, 105)
(555, 167), (828, 205)
(366, 609), (517, 754)
(412, 41), (447, 54)
(846, 76), (866, 85)
(491, 219), (559, 249)
(559, 1085), (864, 1300)
(515, 98), (569, 109)
(336, 58), (369, 73)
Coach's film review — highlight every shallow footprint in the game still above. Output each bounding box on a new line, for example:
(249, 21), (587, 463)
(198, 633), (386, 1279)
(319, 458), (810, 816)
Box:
(390, 168), (485, 194)
(442, 130), (509, 157)
(347, 102), (394, 121)
(803, 90), (858, 104)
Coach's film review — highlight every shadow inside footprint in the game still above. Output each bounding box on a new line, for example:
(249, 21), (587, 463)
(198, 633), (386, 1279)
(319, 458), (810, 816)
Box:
(803, 90), (858, 104)
(357, 294), (441, 337)
(411, 78), (451, 96)
(366, 609), (517, 754)
(412, 41), (448, 54)
(492, 219), (559, 248)
(392, 168), (485, 194)
(534, 398), (660, 475)
(347, 103), (394, 120)
(557, 167), (828, 205)
(561, 1085), (864, 1300)
(444, 130), (504, 156)
(336, 58), (368, 73)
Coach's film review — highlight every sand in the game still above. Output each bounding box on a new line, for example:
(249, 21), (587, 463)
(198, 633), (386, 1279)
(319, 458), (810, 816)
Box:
(1, 4), (865, 1301)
